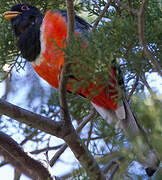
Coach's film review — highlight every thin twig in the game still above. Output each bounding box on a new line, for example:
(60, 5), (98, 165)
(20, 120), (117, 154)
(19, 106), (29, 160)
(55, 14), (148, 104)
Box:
(109, 164), (119, 180)
(140, 74), (160, 102)
(20, 129), (39, 146)
(92, 0), (111, 31)
(1, 77), (10, 100)
(17, 0), (23, 4)
(141, 74), (154, 95)
(50, 144), (67, 167)
(128, 75), (139, 101)
(31, 144), (63, 154)
(127, 0), (135, 19)
(86, 119), (94, 147)
(117, 1), (138, 15)
(102, 156), (124, 174)
(76, 107), (96, 133)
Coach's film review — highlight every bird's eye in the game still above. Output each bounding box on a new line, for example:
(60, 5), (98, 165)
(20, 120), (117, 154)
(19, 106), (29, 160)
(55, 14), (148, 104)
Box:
(21, 5), (29, 11)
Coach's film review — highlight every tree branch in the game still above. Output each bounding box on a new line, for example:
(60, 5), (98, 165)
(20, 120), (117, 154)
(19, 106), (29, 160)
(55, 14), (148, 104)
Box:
(14, 168), (21, 180)
(138, 0), (162, 76)
(109, 164), (119, 180)
(59, 0), (74, 125)
(50, 144), (67, 167)
(66, 0), (75, 40)
(0, 93), (104, 179)
(31, 144), (63, 154)
(86, 119), (94, 147)
(102, 156), (124, 174)
(0, 98), (68, 138)
(0, 147), (37, 179)
(140, 74), (160, 102)
(63, 130), (106, 180)
(20, 129), (39, 145)
(117, 1), (138, 15)
(50, 108), (96, 167)
(92, 0), (111, 31)
(57, 1), (106, 179)
(141, 74), (154, 95)
(0, 132), (54, 180)
(76, 107), (96, 133)
(128, 75), (139, 101)
(127, 0), (135, 19)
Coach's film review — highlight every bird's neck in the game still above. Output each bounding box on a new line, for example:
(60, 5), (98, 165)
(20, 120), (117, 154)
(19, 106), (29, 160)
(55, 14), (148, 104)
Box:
(18, 15), (43, 62)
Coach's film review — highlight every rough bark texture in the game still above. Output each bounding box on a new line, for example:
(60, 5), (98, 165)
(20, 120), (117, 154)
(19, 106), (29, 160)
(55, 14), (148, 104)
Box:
(0, 98), (67, 138)
(0, 132), (54, 180)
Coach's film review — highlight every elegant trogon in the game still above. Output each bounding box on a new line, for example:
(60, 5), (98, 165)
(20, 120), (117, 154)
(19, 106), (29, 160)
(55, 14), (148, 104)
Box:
(4, 4), (160, 177)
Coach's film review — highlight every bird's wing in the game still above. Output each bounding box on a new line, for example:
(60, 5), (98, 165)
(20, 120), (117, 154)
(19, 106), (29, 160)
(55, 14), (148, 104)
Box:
(56, 10), (92, 33)
(116, 92), (160, 175)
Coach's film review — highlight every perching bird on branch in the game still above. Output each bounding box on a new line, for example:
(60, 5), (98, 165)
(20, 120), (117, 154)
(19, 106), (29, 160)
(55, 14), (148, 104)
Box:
(4, 4), (160, 177)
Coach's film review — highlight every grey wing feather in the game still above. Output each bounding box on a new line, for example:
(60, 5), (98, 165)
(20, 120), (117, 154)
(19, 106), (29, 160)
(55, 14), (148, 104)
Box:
(74, 14), (92, 34)
(55, 10), (91, 34)
(116, 92), (160, 170)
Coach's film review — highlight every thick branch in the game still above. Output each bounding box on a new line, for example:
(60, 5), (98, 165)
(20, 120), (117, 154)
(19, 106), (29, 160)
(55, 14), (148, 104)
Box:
(0, 147), (36, 179)
(0, 132), (54, 180)
(0, 98), (105, 179)
(0, 98), (68, 138)
(63, 129), (106, 180)
(50, 108), (96, 166)
(58, 1), (106, 179)
(59, 0), (75, 125)
(66, 0), (75, 40)
(138, 0), (162, 76)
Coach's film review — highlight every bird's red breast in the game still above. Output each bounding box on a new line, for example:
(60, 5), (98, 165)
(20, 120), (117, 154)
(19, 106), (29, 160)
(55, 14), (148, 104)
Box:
(32, 10), (118, 110)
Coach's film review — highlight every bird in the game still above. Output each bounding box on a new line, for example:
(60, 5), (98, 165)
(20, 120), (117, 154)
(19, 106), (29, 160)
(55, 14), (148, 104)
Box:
(4, 4), (160, 177)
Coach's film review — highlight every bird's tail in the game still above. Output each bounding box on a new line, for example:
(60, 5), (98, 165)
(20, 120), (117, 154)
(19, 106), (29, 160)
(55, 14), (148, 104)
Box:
(92, 93), (160, 177)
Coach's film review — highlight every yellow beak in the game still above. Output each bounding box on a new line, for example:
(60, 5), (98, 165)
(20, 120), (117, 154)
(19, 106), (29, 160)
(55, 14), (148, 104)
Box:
(3, 11), (22, 20)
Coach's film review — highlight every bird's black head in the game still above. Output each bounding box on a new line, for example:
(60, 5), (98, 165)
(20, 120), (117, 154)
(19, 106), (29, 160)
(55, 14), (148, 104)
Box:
(4, 4), (42, 37)
(4, 4), (43, 62)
